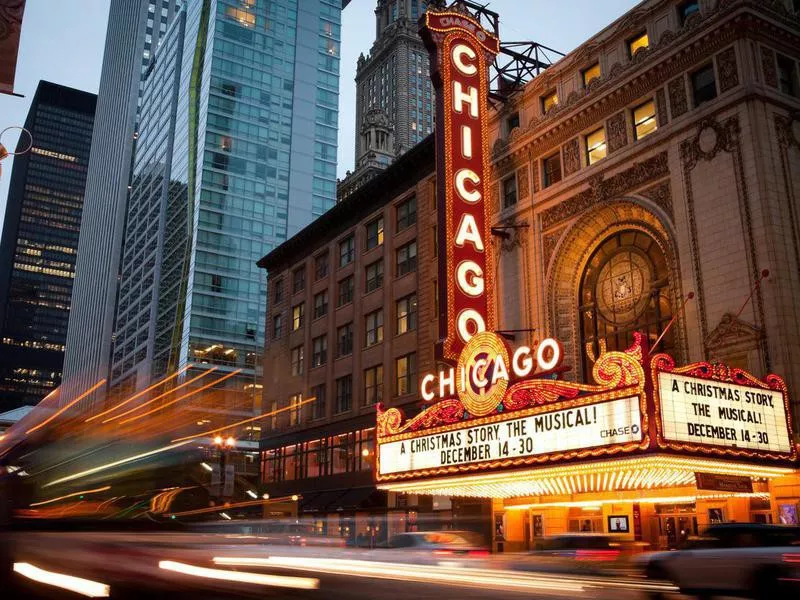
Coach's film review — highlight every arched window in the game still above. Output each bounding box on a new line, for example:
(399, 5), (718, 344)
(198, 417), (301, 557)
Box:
(579, 231), (674, 376)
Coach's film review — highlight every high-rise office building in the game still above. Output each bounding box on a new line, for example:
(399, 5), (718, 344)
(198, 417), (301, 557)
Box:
(339, 0), (433, 200)
(62, 0), (180, 407)
(109, 0), (342, 415)
(0, 81), (96, 412)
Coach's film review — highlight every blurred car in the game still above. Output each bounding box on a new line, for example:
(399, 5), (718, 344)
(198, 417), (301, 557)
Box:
(639, 523), (800, 600)
(508, 533), (632, 576)
(379, 531), (489, 557)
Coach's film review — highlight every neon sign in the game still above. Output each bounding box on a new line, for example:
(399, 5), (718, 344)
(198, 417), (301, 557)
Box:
(421, 10), (500, 361)
(420, 331), (563, 416)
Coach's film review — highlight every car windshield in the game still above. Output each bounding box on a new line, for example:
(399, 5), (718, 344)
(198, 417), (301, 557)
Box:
(704, 526), (800, 548)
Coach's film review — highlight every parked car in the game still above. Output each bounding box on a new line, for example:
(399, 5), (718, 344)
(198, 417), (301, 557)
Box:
(639, 523), (800, 600)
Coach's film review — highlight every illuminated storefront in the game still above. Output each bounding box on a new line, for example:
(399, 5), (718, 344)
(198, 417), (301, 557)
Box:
(374, 6), (800, 552)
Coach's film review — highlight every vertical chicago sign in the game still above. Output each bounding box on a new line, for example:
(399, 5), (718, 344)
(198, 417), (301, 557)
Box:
(420, 10), (500, 362)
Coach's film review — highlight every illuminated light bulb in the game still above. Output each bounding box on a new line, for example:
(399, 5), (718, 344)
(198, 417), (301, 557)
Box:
(291, 494), (299, 502)
(361, 449), (370, 457)
(213, 435), (223, 446)
(225, 436), (236, 447)
(262, 493), (270, 500)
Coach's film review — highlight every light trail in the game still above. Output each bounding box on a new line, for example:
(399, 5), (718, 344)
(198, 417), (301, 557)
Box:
(212, 556), (585, 595)
(117, 369), (242, 425)
(86, 365), (192, 422)
(170, 397), (316, 443)
(26, 379), (106, 435)
(43, 440), (194, 488)
(13, 562), (110, 597)
(159, 560), (318, 590)
(101, 367), (218, 424)
(29, 485), (111, 507)
(166, 495), (299, 517)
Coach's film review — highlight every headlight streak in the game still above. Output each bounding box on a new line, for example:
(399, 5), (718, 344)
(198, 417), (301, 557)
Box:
(212, 556), (679, 595)
(13, 562), (110, 597)
(101, 367), (221, 424)
(29, 485), (111, 507)
(158, 560), (319, 590)
(85, 364), (192, 423)
(166, 495), (300, 518)
(43, 440), (194, 487)
(25, 379), (106, 435)
(169, 397), (316, 443)
(212, 556), (585, 595)
(116, 369), (242, 425)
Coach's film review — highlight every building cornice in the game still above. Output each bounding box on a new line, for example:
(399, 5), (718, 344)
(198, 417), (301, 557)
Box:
(490, 1), (800, 165)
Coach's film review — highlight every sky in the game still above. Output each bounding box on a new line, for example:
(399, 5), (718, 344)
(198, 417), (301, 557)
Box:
(0, 0), (639, 238)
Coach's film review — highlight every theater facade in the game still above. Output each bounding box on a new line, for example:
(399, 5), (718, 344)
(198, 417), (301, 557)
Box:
(375, 0), (800, 552)
(259, 0), (800, 551)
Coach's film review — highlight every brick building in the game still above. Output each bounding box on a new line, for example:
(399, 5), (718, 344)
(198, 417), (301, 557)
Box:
(258, 0), (800, 548)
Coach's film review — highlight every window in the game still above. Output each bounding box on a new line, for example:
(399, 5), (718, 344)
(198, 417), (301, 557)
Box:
(396, 294), (417, 334)
(586, 127), (607, 165)
(365, 260), (384, 292)
(291, 303), (304, 330)
(335, 375), (352, 413)
(365, 309), (384, 347)
(290, 345), (304, 376)
(396, 241), (417, 277)
(395, 353), (417, 396)
(364, 365), (384, 405)
(337, 275), (354, 306)
(292, 267), (305, 294)
(691, 64), (717, 106)
(579, 231), (674, 380)
(226, 6), (255, 27)
(314, 252), (329, 280)
(339, 234), (355, 267)
(633, 100), (657, 140)
(678, 0), (700, 26)
(313, 290), (328, 320)
(337, 323), (353, 357)
(273, 278), (283, 304)
(506, 112), (520, 133)
(777, 55), (797, 96)
(543, 153), (562, 188)
(628, 31), (649, 57)
(311, 384), (326, 420)
(272, 314), (283, 339)
(396, 196), (417, 232)
(365, 216), (384, 250)
(311, 335), (327, 368)
(582, 62), (601, 87)
(502, 175), (517, 208)
(289, 393), (302, 426)
(542, 89), (558, 113)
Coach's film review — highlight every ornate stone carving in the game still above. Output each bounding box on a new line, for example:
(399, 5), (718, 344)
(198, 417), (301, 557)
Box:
(542, 228), (563, 268)
(716, 46), (739, 93)
(490, 180), (501, 214)
(639, 180), (673, 220)
(541, 151), (669, 230)
(680, 117), (738, 170)
(761, 46), (777, 88)
(517, 165), (530, 201)
(495, 219), (529, 255)
(706, 313), (763, 354)
(606, 111), (628, 153)
(531, 156), (540, 194)
(668, 76), (688, 119)
(562, 137), (581, 177)
(655, 88), (668, 126)
(680, 115), (769, 368)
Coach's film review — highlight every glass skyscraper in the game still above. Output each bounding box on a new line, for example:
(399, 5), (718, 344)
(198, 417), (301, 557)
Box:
(0, 81), (96, 412)
(110, 0), (341, 416)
